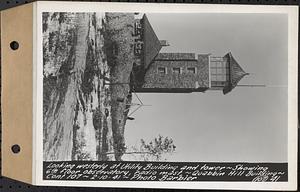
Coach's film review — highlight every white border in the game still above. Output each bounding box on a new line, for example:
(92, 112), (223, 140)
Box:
(34, 1), (298, 190)
(32, 1), (37, 185)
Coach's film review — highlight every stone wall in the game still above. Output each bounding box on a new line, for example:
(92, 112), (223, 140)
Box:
(136, 54), (210, 92)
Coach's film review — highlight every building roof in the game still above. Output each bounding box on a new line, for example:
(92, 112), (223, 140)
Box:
(223, 52), (249, 94)
(155, 53), (196, 60)
(142, 14), (162, 69)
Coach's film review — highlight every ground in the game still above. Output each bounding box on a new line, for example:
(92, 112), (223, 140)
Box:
(43, 12), (135, 161)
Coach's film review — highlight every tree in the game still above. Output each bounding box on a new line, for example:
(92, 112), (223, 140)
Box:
(130, 135), (176, 161)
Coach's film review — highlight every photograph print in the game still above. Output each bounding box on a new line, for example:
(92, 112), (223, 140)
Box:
(42, 10), (292, 184)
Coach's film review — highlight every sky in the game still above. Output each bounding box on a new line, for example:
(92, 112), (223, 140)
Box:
(124, 13), (288, 162)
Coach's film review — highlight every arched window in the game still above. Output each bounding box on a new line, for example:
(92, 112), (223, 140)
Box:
(210, 57), (229, 87)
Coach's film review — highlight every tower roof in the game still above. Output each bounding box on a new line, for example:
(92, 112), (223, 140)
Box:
(142, 14), (162, 69)
(223, 52), (249, 94)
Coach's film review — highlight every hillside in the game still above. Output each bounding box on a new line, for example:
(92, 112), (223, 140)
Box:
(43, 12), (134, 161)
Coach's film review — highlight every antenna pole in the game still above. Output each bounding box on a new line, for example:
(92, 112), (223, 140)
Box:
(237, 84), (266, 87)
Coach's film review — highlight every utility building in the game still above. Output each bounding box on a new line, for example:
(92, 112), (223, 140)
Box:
(132, 14), (248, 94)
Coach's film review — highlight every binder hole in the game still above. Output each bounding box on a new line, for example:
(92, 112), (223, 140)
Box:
(11, 144), (20, 154)
(10, 41), (19, 50)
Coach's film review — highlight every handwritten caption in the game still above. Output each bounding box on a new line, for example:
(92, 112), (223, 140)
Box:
(43, 162), (287, 182)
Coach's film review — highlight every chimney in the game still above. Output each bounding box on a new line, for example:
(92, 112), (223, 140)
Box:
(160, 40), (170, 47)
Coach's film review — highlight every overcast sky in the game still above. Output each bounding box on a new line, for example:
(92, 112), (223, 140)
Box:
(125, 13), (288, 162)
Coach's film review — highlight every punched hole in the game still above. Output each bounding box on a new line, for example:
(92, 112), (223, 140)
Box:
(11, 144), (20, 154)
(10, 41), (19, 50)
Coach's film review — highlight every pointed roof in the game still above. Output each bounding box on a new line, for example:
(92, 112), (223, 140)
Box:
(223, 52), (249, 94)
(142, 14), (162, 69)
